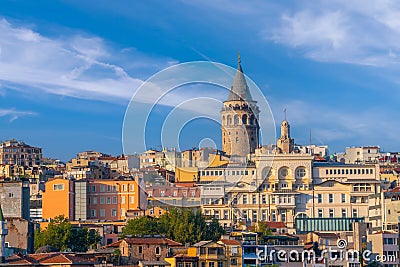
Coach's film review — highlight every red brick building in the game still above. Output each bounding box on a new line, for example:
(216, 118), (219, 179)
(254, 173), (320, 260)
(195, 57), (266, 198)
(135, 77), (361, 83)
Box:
(120, 236), (182, 264)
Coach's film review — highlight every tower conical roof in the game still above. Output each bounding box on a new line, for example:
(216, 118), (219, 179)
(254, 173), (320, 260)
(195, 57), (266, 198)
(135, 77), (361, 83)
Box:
(227, 53), (253, 101)
(0, 205), (4, 221)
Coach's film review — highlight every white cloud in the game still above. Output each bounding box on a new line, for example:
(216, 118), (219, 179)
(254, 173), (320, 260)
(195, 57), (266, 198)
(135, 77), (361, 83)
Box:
(266, 0), (400, 66)
(0, 19), (175, 103)
(271, 98), (398, 151)
(0, 108), (37, 122)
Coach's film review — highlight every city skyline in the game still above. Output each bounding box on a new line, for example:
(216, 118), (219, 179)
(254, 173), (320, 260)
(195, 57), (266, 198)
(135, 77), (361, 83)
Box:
(1, 1), (400, 161)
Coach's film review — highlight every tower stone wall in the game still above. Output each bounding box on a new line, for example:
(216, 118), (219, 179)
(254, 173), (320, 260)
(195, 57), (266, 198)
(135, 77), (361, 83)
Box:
(221, 55), (260, 157)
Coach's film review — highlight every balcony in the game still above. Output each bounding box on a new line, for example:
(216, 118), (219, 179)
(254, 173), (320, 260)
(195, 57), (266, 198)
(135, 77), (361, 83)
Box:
(203, 254), (226, 260)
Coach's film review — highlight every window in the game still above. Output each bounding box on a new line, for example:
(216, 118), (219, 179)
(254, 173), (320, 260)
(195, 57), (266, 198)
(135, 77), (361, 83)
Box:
(352, 209), (358, 218)
(252, 210), (257, 222)
(317, 194), (322, 203)
(130, 196), (135, 204)
(262, 210), (267, 221)
(279, 167), (289, 177)
(155, 246), (160, 255)
(121, 196), (125, 204)
(91, 209), (96, 217)
(139, 246), (143, 254)
(93, 197), (98, 204)
(209, 263), (214, 267)
(106, 197), (111, 204)
(252, 195), (256, 204)
(224, 210), (229, 220)
(262, 195), (266, 204)
(318, 209), (323, 218)
(100, 209), (105, 217)
(329, 209), (334, 218)
(342, 209), (347, 218)
(92, 185), (96, 192)
(329, 194), (333, 203)
(113, 196), (117, 204)
(218, 262), (223, 267)
(107, 185), (111, 192)
(341, 194), (346, 203)
(100, 197), (105, 204)
(281, 210), (286, 222)
(242, 195), (247, 204)
(234, 115), (239, 125)
(111, 209), (117, 217)
(296, 167), (306, 178)
(53, 184), (64, 191)
(100, 185), (105, 192)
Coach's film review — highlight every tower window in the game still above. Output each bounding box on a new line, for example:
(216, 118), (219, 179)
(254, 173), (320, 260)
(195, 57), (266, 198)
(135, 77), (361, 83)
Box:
(236, 137), (239, 143)
(227, 116), (232, 125)
(234, 115), (239, 125)
(250, 115), (255, 125)
(242, 114), (247, 124)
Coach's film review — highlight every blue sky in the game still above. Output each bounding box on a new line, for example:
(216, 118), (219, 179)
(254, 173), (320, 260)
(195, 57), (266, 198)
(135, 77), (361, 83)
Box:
(1, 0), (400, 161)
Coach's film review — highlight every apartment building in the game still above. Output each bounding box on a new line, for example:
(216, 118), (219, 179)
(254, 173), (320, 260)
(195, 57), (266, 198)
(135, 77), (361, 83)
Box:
(0, 180), (30, 220)
(367, 231), (399, 266)
(0, 140), (42, 167)
(42, 177), (147, 221)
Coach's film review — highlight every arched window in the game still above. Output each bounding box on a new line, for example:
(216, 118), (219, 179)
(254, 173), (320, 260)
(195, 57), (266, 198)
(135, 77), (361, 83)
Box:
(242, 114), (248, 124)
(227, 115), (232, 125)
(155, 246), (160, 255)
(249, 115), (255, 125)
(279, 167), (289, 179)
(262, 167), (272, 178)
(296, 167), (306, 178)
(234, 115), (239, 125)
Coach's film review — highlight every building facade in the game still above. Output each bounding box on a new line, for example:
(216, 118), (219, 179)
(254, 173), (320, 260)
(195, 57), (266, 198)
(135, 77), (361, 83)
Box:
(0, 140), (42, 167)
(42, 177), (147, 221)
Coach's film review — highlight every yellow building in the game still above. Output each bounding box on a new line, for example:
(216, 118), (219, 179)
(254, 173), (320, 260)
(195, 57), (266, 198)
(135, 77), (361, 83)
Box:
(188, 241), (227, 267)
(217, 240), (242, 267)
(0, 164), (25, 178)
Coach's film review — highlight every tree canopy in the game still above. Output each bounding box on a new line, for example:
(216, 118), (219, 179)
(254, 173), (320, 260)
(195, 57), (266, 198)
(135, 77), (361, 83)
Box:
(123, 208), (224, 245)
(34, 215), (101, 252)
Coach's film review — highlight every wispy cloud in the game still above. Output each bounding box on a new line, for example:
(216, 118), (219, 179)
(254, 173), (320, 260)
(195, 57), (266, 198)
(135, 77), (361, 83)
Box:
(0, 108), (37, 122)
(271, 98), (397, 151)
(0, 19), (176, 103)
(267, 0), (400, 66)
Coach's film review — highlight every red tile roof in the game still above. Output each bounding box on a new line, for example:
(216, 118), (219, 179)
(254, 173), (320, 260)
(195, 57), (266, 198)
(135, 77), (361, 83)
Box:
(314, 232), (338, 238)
(124, 237), (182, 246)
(7, 253), (93, 265)
(102, 240), (122, 248)
(265, 222), (287, 228)
(219, 239), (241, 245)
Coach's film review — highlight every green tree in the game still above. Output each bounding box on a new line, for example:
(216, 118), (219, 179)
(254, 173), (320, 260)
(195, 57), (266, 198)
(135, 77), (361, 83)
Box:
(34, 215), (101, 252)
(124, 208), (225, 245)
(257, 221), (272, 237)
(122, 216), (160, 236)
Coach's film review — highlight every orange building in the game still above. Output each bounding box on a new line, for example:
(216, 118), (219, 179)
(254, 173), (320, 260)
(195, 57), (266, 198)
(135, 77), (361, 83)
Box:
(42, 179), (75, 220)
(42, 177), (147, 221)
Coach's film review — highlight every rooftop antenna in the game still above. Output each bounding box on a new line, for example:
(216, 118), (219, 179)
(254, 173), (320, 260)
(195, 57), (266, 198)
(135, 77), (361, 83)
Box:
(238, 50), (241, 64)
(284, 108), (287, 121)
